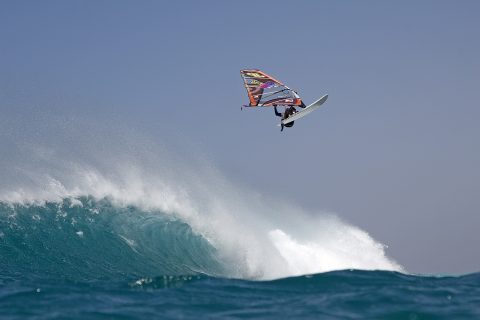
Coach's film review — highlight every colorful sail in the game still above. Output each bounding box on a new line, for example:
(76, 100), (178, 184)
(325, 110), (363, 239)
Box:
(240, 69), (303, 107)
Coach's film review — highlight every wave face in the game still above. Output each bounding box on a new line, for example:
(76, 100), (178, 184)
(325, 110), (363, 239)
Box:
(0, 198), (226, 281)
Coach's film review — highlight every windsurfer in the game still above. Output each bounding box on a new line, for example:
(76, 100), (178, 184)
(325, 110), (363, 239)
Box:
(274, 105), (297, 131)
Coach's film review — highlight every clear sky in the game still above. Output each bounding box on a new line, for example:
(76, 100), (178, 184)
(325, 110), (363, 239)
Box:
(1, 1), (479, 274)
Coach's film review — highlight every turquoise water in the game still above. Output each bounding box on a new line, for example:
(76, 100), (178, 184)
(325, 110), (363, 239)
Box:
(1, 198), (479, 319)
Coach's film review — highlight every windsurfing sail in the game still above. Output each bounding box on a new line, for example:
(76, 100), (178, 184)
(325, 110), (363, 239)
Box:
(240, 69), (303, 107)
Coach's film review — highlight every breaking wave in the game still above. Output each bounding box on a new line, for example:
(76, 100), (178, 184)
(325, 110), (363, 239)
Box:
(0, 157), (403, 281)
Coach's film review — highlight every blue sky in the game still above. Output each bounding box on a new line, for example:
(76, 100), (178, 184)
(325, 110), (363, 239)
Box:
(1, 1), (479, 274)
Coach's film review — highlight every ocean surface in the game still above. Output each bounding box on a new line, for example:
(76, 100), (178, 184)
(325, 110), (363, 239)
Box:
(1, 197), (479, 319)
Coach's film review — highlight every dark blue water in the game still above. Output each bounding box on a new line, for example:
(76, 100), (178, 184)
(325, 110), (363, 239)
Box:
(1, 198), (479, 319)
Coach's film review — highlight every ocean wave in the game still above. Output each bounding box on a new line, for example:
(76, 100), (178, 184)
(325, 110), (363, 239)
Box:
(0, 187), (402, 281)
(0, 134), (403, 280)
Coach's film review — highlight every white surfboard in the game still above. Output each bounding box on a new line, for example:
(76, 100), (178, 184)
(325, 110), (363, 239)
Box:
(280, 94), (328, 125)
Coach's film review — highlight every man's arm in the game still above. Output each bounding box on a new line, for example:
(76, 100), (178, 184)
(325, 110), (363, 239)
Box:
(274, 106), (282, 117)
